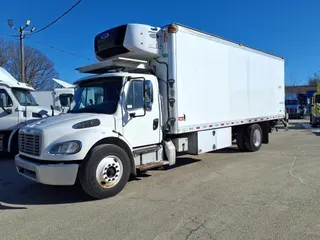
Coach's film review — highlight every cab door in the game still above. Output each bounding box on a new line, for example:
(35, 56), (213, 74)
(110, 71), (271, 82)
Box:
(121, 77), (161, 148)
(0, 89), (17, 130)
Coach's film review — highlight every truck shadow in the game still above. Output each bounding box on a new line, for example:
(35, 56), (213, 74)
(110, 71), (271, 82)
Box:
(0, 181), (93, 208)
(0, 143), (269, 207)
(277, 122), (306, 130)
(0, 159), (99, 207)
(0, 157), (201, 206)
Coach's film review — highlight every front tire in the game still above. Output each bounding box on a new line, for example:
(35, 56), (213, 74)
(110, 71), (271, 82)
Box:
(78, 144), (131, 199)
(312, 117), (317, 128)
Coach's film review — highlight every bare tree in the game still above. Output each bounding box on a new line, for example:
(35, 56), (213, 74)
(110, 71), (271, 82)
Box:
(308, 72), (320, 85)
(0, 37), (59, 90)
(0, 38), (11, 67)
(286, 75), (300, 86)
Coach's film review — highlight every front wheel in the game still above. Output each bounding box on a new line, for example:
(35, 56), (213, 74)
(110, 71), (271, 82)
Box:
(78, 144), (131, 199)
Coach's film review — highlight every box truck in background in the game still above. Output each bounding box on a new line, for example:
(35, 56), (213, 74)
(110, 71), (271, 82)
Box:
(31, 78), (75, 113)
(0, 67), (60, 156)
(15, 23), (286, 199)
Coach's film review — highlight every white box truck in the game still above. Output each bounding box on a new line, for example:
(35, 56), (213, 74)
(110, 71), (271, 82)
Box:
(15, 23), (286, 199)
(0, 67), (60, 156)
(31, 78), (75, 113)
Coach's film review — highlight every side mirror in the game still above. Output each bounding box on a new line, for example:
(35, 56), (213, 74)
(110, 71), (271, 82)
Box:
(50, 105), (54, 116)
(59, 94), (73, 107)
(144, 80), (153, 112)
(0, 93), (7, 107)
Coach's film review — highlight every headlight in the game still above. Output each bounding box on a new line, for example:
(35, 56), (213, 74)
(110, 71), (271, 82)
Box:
(49, 141), (82, 155)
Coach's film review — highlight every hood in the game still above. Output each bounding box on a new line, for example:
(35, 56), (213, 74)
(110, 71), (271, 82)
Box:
(24, 105), (60, 117)
(24, 113), (115, 131)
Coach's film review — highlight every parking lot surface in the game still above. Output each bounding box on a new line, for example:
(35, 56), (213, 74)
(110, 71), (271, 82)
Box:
(1, 120), (320, 240)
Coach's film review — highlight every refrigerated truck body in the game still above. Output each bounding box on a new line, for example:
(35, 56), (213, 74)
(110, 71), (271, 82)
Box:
(15, 23), (286, 199)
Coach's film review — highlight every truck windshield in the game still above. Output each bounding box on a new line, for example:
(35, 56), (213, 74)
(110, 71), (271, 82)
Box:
(11, 88), (38, 106)
(69, 77), (123, 114)
(285, 100), (299, 105)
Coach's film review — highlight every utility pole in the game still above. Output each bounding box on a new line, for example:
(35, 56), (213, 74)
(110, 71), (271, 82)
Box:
(7, 19), (35, 83)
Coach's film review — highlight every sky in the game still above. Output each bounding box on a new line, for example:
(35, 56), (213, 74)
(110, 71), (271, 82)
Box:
(0, 0), (319, 86)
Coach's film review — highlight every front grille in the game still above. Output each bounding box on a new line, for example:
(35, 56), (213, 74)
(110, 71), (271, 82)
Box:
(19, 132), (41, 156)
(287, 108), (297, 114)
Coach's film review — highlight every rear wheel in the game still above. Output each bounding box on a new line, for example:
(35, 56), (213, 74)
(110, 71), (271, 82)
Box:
(78, 144), (131, 199)
(244, 124), (262, 152)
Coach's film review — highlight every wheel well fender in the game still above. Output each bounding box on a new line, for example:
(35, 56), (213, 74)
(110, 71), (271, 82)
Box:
(258, 121), (269, 144)
(87, 137), (136, 176)
(8, 129), (19, 153)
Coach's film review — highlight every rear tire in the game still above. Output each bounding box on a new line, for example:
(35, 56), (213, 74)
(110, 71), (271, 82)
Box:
(236, 128), (247, 151)
(244, 124), (262, 152)
(78, 144), (131, 199)
(312, 116), (317, 128)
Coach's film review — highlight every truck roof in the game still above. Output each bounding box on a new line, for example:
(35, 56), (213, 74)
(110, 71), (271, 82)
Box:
(167, 23), (284, 61)
(74, 71), (153, 85)
(0, 67), (34, 91)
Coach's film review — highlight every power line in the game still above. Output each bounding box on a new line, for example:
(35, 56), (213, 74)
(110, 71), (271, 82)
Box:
(0, 32), (95, 62)
(32, 0), (82, 35)
(0, 32), (18, 38)
(26, 37), (95, 62)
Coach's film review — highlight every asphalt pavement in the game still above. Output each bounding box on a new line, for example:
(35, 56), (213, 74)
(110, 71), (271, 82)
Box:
(1, 120), (320, 240)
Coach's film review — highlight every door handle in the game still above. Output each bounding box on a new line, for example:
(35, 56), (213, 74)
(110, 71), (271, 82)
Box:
(153, 118), (159, 130)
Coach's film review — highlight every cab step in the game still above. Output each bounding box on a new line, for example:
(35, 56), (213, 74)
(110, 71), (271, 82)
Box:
(136, 161), (169, 172)
(133, 144), (162, 156)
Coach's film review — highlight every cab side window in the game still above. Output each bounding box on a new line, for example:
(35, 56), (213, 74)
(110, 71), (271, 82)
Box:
(0, 90), (13, 107)
(126, 80), (144, 110)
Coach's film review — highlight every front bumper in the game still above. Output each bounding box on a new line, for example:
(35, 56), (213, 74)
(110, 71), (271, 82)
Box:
(313, 116), (320, 123)
(288, 112), (303, 118)
(15, 155), (79, 186)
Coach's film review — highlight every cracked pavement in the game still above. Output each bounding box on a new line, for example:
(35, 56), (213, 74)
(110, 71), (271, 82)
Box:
(1, 120), (320, 240)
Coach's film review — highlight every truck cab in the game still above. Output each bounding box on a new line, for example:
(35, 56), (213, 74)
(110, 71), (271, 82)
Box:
(310, 84), (320, 127)
(285, 93), (306, 119)
(0, 67), (59, 155)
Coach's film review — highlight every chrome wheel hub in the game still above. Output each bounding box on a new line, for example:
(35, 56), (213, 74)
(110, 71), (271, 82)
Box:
(96, 156), (123, 188)
(253, 129), (261, 147)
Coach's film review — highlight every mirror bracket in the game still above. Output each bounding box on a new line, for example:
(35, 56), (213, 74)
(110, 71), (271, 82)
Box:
(129, 112), (136, 118)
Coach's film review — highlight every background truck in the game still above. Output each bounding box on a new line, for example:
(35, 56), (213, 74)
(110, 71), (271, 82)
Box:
(15, 23), (286, 199)
(306, 90), (316, 116)
(31, 78), (75, 113)
(285, 93), (306, 119)
(0, 67), (59, 156)
(310, 84), (320, 127)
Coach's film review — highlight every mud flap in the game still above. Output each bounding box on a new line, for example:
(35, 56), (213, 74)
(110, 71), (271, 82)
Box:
(260, 122), (269, 144)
